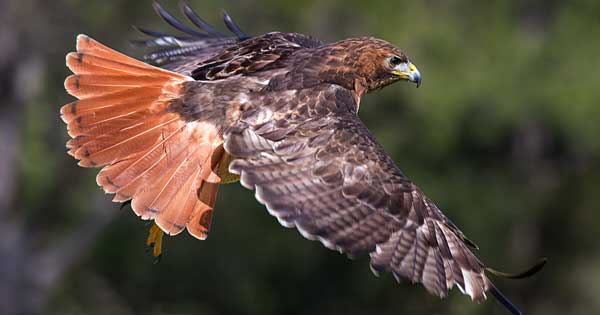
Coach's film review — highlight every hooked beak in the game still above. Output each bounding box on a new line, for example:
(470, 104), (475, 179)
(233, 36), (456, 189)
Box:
(392, 62), (422, 88)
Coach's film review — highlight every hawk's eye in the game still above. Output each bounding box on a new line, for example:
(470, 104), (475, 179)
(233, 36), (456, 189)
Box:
(388, 56), (403, 67)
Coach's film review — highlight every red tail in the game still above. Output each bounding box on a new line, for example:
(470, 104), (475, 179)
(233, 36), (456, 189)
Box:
(61, 35), (223, 239)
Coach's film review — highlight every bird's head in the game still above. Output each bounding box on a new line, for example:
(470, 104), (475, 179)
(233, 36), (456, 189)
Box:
(320, 37), (421, 95)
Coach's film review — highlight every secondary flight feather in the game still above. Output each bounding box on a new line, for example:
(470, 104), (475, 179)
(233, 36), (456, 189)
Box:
(61, 2), (543, 314)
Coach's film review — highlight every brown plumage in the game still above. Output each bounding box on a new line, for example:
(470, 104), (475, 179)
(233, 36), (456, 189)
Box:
(60, 2), (536, 315)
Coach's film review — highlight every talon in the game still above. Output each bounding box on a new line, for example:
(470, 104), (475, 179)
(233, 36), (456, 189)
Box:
(146, 223), (164, 259)
(120, 200), (132, 210)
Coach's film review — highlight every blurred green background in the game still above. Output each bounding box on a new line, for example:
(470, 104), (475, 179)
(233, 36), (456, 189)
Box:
(1, 0), (599, 314)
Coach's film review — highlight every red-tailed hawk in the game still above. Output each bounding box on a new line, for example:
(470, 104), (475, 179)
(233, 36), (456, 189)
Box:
(61, 2), (543, 314)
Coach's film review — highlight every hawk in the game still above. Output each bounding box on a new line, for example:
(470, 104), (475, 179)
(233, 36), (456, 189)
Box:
(61, 2), (543, 314)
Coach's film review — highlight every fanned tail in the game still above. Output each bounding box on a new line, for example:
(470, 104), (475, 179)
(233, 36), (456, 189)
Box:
(61, 34), (224, 239)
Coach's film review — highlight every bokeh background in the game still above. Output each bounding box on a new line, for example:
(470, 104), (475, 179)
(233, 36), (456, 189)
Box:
(1, 0), (599, 314)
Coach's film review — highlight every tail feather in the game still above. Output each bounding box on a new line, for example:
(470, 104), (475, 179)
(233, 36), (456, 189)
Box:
(186, 148), (224, 238)
(66, 52), (173, 76)
(62, 34), (224, 239)
(64, 81), (131, 99)
(66, 74), (171, 90)
(61, 88), (163, 124)
(75, 34), (177, 70)
(97, 125), (188, 195)
(70, 115), (180, 167)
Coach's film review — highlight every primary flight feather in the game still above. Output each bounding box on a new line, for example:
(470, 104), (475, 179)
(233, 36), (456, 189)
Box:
(60, 2), (537, 314)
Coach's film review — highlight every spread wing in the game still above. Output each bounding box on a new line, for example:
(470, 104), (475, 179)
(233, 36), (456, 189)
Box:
(223, 84), (517, 310)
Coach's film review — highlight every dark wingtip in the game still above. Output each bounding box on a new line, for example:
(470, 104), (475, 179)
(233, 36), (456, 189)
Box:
(153, 1), (208, 37)
(490, 285), (522, 315)
(130, 25), (196, 47)
(486, 257), (547, 280)
(132, 25), (168, 38)
(180, 0), (225, 37)
(461, 233), (479, 250)
(222, 10), (249, 40)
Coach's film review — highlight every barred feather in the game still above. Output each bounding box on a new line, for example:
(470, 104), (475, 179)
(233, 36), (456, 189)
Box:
(223, 84), (511, 309)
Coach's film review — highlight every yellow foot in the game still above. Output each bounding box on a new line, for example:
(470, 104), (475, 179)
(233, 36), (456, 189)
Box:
(146, 223), (164, 263)
(217, 152), (240, 184)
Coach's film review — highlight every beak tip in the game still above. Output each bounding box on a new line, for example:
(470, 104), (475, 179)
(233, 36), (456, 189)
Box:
(408, 63), (421, 88)
(412, 73), (422, 88)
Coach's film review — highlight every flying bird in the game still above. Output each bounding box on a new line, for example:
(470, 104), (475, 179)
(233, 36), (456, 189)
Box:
(60, 2), (543, 314)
